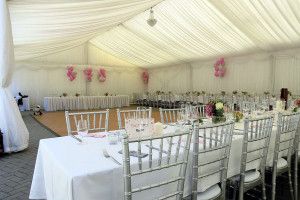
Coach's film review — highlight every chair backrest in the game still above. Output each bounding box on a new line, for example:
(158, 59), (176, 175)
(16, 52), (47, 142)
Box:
(273, 112), (300, 169)
(239, 116), (274, 195)
(65, 109), (109, 135)
(294, 113), (300, 154)
(117, 107), (152, 129)
(122, 129), (192, 200)
(193, 105), (206, 118)
(192, 121), (234, 199)
(159, 108), (183, 124)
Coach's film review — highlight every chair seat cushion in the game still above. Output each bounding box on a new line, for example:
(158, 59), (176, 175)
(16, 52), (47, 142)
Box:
(277, 158), (288, 169)
(245, 170), (260, 183)
(197, 184), (221, 200)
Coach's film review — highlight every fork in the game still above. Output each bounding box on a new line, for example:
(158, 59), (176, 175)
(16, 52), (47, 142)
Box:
(102, 149), (121, 165)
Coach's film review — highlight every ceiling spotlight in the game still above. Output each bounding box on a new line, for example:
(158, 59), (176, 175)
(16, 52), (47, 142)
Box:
(147, 8), (157, 27)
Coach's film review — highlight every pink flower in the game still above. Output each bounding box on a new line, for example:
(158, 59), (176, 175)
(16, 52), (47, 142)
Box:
(295, 99), (300, 107)
(205, 104), (214, 117)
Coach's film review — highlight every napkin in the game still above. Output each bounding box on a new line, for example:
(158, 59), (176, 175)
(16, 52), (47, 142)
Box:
(86, 132), (106, 138)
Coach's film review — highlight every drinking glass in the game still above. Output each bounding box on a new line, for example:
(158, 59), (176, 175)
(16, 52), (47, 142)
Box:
(77, 120), (88, 136)
(107, 132), (119, 145)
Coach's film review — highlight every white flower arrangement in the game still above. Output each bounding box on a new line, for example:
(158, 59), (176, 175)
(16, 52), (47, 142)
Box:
(215, 102), (224, 110)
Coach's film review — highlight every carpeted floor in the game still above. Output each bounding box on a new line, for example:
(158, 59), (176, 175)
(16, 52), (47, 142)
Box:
(33, 106), (162, 136)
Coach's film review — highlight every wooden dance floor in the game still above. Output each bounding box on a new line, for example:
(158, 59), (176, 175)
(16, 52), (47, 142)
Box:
(33, 106), (161, 136)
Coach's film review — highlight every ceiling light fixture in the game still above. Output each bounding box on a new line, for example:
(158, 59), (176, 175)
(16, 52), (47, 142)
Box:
(147, 8), (157, 27)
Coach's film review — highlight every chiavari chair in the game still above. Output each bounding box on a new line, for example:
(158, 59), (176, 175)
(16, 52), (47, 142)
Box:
(65, 109), (109, 135)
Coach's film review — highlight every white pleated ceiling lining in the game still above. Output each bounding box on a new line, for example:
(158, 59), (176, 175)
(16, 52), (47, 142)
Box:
(8, 0), (300, 68)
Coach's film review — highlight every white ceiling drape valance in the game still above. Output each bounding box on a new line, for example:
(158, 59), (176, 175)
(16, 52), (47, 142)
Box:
(90, 0), (300, 67)
(8, 0), (163, 60)
(7, 0), (300, 68)
(0, 0), (29, 153)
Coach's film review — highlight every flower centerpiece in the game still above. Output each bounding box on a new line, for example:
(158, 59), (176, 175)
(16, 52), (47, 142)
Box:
(221, 91), (226, 96)
(205, 100), (226, 123)
(233, 111), (243, 122)
(75, 93), (80, 97)
(104, 92), (109, 96)
(232, 90), (238, 95)
(264, 91), (270, 95)
(293, 99), (300, 112)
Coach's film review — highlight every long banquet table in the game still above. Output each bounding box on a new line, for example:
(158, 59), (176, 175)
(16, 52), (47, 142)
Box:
(29, 121), (291, 200)
(43, 95), (130, 111)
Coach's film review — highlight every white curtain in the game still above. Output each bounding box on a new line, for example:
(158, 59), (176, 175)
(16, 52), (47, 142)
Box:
(8, 0), (163, 61)
(90, 0), (300, 67)
(0, 1), (29, 153)
(148, 49), (300, 95)
(148, 64), (190, 93)
(11, 63), (144, 106)
(192, 54), (271, 94)
(273, 54), (300, 95)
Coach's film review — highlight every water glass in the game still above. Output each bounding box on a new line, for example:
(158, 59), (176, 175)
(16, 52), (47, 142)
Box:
(77, 120), (88, 136)
(107, 132), (119, 145)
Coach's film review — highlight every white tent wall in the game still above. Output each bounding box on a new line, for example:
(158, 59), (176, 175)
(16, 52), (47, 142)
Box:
(10, 43), (144, 107)
(148, 48), (300, 96)
(148, 63), (191, 93)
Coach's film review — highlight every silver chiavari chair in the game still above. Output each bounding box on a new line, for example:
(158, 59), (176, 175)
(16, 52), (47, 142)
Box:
(293, 117), (300, 200)
(192, 121), (234, 200)
(193, 105), (206, 119)
(117, 107), (152, 129)
(65, 109), (109, 135)
(159, 108), (183, 124)
(268, 112), (300, 200)
(235, 116), (273, 200)
(122, 129), (192, 200)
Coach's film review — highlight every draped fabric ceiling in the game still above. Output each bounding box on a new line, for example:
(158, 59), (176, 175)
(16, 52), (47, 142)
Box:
(8, 0), (300, 68)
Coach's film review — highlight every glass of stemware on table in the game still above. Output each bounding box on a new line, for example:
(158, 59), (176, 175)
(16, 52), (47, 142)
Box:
(76, 119), (88, 144)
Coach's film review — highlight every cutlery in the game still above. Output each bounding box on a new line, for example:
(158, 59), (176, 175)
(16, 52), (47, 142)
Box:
(70, 134), (82, 143)
(118, 150), (148, 158)
(102, 149), (121, 165)
(145, 145), (168, 154)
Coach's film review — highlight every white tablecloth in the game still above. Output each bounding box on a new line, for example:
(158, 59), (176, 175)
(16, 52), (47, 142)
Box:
(43, 95), (130, 111)
(30, 121), (286, 200)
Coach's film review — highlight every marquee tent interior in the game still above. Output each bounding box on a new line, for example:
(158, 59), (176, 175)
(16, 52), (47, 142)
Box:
(1, 0), (300, 199)
(7, 0), (300, 107)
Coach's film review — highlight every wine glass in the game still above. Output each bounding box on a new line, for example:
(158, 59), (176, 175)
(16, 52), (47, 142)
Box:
(77, 119), (88, 137)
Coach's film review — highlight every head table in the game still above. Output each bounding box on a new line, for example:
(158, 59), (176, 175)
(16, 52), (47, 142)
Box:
(43, 95), (130, 111)
(29, 122), (288, 200)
